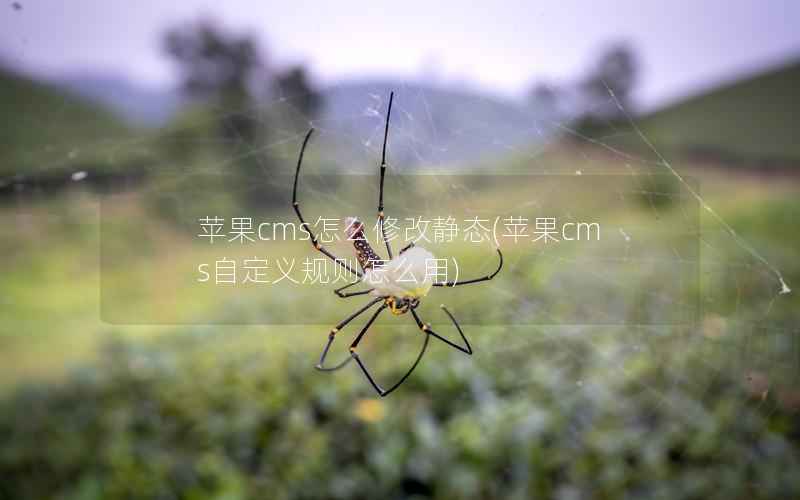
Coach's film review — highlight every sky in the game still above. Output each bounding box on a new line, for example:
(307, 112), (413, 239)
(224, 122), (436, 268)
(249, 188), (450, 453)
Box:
(1, 0), (798, 109)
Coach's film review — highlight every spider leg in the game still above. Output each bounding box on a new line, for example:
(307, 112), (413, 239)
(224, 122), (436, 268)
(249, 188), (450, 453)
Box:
(377, 91), (395, 260)
(334, 279), (374, 299)
(350, 302), (432, 397)
(293, 128), (363, 279)
(432, 248), (503, 287)
(399, 241), (415, 254)
(411, 306), (473, 355)
(316, 297), (384, 371)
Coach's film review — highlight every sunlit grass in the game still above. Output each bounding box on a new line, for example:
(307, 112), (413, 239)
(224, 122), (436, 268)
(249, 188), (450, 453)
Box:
(1, 162), (798, 393)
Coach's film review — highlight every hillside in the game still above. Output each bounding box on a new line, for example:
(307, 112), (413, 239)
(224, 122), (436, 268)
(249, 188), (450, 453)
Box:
(637, 59), (800, 165)
(57, 72), (182, 127)
(50, 74), (551, 169)
(0, 68), (138, 178)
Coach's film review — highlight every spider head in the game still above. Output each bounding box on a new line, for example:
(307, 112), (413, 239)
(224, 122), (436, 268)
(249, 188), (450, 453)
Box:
(385, 296), (419, 315)
(344, 217), (365, 240)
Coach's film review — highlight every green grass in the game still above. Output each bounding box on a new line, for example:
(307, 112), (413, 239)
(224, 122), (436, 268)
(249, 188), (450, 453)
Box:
(1, 66), (800, 497)
(0, 68), (146, 178)
(1, 158), (798, 498)
(636, 59), (800, 164)
(1, 163), (797, 380)
(2, 322), (799, 498)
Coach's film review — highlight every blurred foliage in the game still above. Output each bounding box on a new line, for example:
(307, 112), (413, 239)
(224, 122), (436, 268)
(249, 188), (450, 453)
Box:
(164, 18), (264, 148)
(163, 18), (271, 211)
(2, 27), (800, 499)
(631, 173), (682, 210)
(164, 20), (261, 101)
(1, 324), (798, 499)
(540, 48), (800, 169)
(579, 42), (638, 120)
(1, 185), (799, 499)
(160, 19), (323, 210)
(274, 66), (322, 128)
(573, 59), (800, 166)
(156, 104), (221, 166)
(529, 42), (639, 139)
(0, 68), (145, 178)
(636, 59), (800, 165)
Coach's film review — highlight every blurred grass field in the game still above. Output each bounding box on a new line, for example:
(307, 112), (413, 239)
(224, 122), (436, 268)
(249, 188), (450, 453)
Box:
(2, 145), (800, 496)
(1, 60), (800, 498)
(2, 149), (798, 380)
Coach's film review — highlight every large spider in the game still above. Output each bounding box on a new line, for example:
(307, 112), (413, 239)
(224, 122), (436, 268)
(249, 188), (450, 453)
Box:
(292, 92), (503, 396)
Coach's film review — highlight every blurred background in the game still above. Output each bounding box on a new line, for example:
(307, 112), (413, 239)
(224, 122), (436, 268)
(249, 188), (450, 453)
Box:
(1, 1), (799, 498)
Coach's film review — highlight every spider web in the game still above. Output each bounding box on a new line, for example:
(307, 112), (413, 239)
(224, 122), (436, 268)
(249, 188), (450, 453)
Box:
(295, 81), (791, 390)
(3, 70), (798, 427)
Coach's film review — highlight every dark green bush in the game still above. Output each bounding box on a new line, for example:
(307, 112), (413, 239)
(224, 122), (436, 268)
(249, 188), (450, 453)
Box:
(1, 327), (798, 500)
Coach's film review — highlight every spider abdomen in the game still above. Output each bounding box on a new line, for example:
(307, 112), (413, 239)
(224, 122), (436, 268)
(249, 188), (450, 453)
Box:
(344, 217), (383, 270)
(363, 246), (434, 299)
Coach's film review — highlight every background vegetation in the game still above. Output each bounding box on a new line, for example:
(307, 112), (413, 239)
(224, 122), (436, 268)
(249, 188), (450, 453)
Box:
(1, 19), (799, 500)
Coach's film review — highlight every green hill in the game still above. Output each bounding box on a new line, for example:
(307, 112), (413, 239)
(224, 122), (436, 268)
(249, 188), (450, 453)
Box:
(0, 68), (138, 178)
(637, 59), (800, 165)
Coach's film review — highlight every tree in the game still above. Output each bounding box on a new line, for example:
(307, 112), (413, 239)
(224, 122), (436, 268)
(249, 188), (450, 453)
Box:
(163, 19), (278, 208)
(274, 66), (322, 120)
(164, 19), (265, 148)
(162, 20), (324, 208)
(580, 42), (638, 121)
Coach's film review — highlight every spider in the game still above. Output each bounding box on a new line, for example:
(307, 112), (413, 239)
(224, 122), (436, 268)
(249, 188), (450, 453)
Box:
(292, 91), (503, 396)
